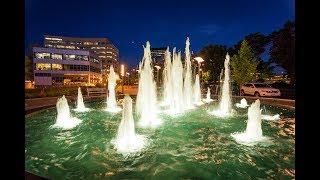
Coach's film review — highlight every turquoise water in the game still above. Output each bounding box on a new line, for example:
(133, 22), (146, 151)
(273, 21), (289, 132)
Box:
(25, 100), (295, 179)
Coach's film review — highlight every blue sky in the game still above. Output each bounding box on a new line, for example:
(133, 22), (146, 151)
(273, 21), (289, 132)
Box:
(25, 0), (294, 71)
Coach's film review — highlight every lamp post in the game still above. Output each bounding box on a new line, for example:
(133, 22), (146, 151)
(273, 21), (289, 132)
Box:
(155, 65), (161, 85)
(120, 64), (125, 94)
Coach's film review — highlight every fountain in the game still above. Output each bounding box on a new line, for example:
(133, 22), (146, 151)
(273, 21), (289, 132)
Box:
(136, 41), (161, 127)
(203, 87), (213, 103)
(231, 99), (268, 146)
(167, 48), (185, 114)
(193, 74), (204, 106)
(209, 54), (232, 117)
(52, 95), (82, 129)
(183, 37), (194, 109)
(74, 87), (90, 112)
(235, 98), (249, 108)
(262, 114), (280, 121)
(160, 47), (173, 107)
(105, 65), (122, 113)
(112, 95), (146, 154)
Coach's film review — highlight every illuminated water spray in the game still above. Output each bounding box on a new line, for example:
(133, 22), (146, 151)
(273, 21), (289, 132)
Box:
(136, 42), (161, 127)
(183, 37), (194, 109)
(231, 99), (268, 146)
(52, 95), (82, 129)
(105, 65), (122, 113)
(203, 87), (213, 103)
(74, 87), (90, 112)
(209, 54), (232, 117)
(235, 98), (249, 108)
(193, 74), (204, 106)
(168, 48), (185, 114)
(160, 47), (173, 107)
(112, 95), (146, 154)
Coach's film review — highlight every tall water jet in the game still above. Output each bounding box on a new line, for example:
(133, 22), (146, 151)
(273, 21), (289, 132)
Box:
(193, 74), (204, 106)
(52, 95), (82, 129)
(74, 87), (89, 112)
(160, 47), (173, 107)
(231, 99), (268, 146)
(136, 42), (161, 127)
(112, 95), (146, 154)
(203, 87), (213, 103)
(168, 48), (184, 114)
(235, 98), (249, 108)
(210, 54), (232, 117)
(105, 65), (122, 113)
(183, 37), (194, 109)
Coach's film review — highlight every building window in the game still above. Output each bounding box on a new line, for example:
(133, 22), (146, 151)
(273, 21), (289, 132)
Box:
(84, 42), (93, 45)
(96, 47), (106, 49)
(51, 53), (62, 60)
(36, 63), (51, 70)
(75, 55), (88, 61)
(64, 54), (76, 60)
(35, 52), (50, 59)
(99, 51), (106, 54)
(99, 55), (106, 58)
(52, 64), (63, 70)
(56, 45), (65, 49)
(65, 46), (75, 49)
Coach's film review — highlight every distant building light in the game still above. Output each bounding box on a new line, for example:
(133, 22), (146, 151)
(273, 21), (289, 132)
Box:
(45, 37), (62, 41)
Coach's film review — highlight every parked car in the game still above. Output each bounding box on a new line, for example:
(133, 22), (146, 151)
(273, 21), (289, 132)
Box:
(240, 83), (281, 97)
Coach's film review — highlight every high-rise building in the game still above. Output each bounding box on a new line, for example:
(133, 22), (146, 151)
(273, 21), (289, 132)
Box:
(150, 47), (166, 67)
(33, 47), (102, 86)
(43, 35), (119, 71)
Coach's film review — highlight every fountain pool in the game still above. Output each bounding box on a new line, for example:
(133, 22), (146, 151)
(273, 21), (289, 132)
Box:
(25, 100), (295, 179)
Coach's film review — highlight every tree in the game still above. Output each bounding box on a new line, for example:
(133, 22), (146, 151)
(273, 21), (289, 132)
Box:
(232, 32), (270, 58)
(230, 40), (258, 92)
(25, 56), (33, 80)
(198, 45), (228, 84)
(269, 21), (295, 84)
(256, 59), (275, 81)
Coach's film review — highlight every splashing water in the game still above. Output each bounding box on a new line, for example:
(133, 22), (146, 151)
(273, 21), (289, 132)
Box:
(105, 65), (122, 113)
(231, 99), (269, 146)
(235, 98), (249, 108)
(166, 48), (185, 115)
(52, 95), (81, 129)
(160, 47), (173, 107)
(209, 54), (232, 117)
(74, 87), (90, 112)
(203, 87), (213, 103)
(136, 42), (161, 127)
(183, 37), (195, 109)
(193, 74), (204, 106)
(112, 95), (146, 155)
(261, 114), (280, 121)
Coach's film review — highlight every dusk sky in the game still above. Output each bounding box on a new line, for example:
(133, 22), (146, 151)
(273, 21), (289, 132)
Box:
(25, 0), (295, 68)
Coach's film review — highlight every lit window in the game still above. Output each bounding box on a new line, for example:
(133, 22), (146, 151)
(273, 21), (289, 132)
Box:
(65, 46), (75, 49)
(64, 54), (76, 60)
(45, 44), (52, 47)
(84, 42), (93, 45)
(51, 54), (62, 60)
(36, 63), (51, 70)
(56, 45), (65, 48)
(35, 52), (50, 59)
(99, 51), (106, 54)
(99, 55), (106, 58)
(96, 47), (106, 49)
(51, 64), (63, 70)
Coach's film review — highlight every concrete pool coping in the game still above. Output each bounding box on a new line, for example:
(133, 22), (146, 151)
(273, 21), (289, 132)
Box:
(25, 95), (295, 115)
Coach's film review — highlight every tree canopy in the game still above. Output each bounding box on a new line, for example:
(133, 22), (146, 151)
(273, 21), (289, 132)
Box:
(198, 45), (228, 84)
(269, 21), (295, 84)
(230, 40), (258, 87)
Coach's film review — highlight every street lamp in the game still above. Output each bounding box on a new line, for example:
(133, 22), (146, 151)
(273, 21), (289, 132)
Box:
(120, 64), (125, 94)
(155, 65), (161, 85)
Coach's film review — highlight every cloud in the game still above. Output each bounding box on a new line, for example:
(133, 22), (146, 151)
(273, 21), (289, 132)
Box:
(198, 24), (221, 35)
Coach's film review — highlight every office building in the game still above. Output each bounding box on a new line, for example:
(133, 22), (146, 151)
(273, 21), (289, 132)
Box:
(33, 47), (102, 86)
